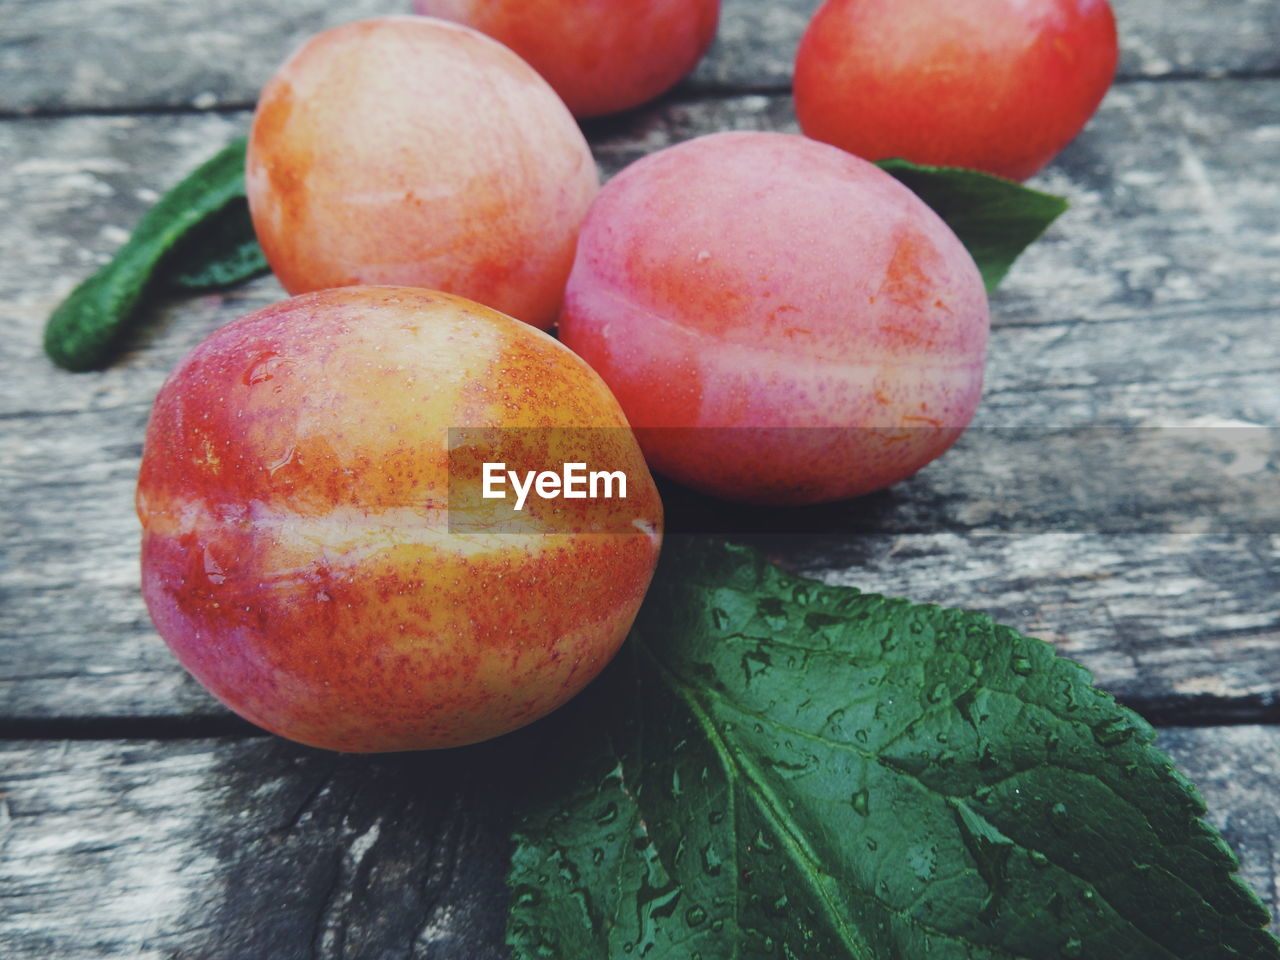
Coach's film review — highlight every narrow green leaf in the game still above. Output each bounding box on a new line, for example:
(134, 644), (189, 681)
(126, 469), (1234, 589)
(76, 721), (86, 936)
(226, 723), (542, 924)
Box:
(877, 158), (1069, 292)
(166, 200), (268, 291)
(44, 136), (259, 371)
(508, 538), (1279, 960)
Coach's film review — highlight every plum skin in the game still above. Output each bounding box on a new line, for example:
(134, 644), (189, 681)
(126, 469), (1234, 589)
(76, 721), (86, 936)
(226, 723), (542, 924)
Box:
(246, 16), (598, 330)
(794, 0), (1119, 182)
(558, 131), (989, 506)
(136, 287), (663, 752)
(413, 0), (721, 119)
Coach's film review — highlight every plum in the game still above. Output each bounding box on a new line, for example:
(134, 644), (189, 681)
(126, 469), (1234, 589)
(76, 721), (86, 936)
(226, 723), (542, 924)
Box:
(412, 0), (721, 118)
(558, 131), (989, 505)
(137, 286), (662, 752)
(246, 16), (598, 329)
(794, 0), (1118, 181)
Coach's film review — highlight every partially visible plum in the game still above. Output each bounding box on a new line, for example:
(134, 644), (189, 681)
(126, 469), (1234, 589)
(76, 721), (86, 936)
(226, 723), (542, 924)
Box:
(794, 0), (1118, 181)
(413, 0), (720, 118)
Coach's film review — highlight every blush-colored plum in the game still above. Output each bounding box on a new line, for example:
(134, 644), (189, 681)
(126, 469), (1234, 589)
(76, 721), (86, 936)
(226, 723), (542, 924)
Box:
(246, 16), (598, 329)
(137, 287), (662, 752)
(413, 0), (720, 118)
(558, 131), (989, 505)
(794, 0), (1118, 181)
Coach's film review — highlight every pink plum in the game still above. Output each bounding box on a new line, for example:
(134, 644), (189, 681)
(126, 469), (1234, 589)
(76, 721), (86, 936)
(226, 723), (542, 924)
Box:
(137, 287), (662, 752)
(413, 0), (721, 118)
(558, 131), (990, 505)
(246, 16), (598, 329)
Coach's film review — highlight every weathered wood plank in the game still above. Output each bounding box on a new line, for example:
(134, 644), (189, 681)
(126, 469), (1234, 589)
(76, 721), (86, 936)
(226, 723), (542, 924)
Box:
(3, 77), (1277, 721)
(0, 726), (1274, 958)
(0, 736), (512, 959)
(1, 0), (1278, 116)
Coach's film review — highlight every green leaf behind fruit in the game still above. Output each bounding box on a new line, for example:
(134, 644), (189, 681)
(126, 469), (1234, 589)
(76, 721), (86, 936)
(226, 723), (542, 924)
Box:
(165, 199), (268, 292)
(507, 538), (1279, 959)
(43, 136), (268, 371)
(877, 159), (1068, 292)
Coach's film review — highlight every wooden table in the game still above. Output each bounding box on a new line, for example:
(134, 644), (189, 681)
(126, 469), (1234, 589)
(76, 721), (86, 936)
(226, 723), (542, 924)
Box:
(2, 1), (1277, 956)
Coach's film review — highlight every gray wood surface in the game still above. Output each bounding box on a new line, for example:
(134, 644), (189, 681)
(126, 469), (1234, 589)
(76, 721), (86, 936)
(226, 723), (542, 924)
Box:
(2, 0), (1279, 115)
(1, 0), (1277, 955)
(1, 726), (1276, 958)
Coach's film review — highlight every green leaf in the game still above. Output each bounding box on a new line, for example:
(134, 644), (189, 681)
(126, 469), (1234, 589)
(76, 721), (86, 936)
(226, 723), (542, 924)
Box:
(43, 136), (263, 371)
(508, 538), (1279, 960)
(166, 199), (268, 292)
(876, 158), (1068, 292)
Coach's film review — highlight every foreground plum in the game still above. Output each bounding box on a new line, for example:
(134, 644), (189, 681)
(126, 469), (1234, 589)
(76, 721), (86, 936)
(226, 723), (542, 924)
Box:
(246, 16), (597, 329)
(558, 131), (988, 505)
(137, 287), (662, 752)
(413, 0), (720, 118)
(794, 0), (1118, 181)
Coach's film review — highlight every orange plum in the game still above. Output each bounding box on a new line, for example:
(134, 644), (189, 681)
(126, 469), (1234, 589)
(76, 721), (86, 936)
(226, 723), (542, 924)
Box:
(794, 0), (1118, 181)
(246, 17), (598, 329)
(413, 0), (721, 118)
(137, 287), (662, 752)
(558, 131), (989, 506)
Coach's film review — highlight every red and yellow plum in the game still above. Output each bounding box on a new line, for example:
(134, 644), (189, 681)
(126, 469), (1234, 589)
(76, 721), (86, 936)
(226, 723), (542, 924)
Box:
(558, 131), (989, 505)
(794, 0), (1118, 181)
(413, 0), (721, 118)
(246, 16), (598, 329)
(137, 287), (662, 752)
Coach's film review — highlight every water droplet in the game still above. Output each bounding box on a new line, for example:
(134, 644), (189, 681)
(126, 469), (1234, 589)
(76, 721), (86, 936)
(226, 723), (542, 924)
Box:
(977, 741), (998, 769)
(596, 802), (618, 826)
(514, 886), (540, 907)
(1091, 717), (1134, 747)
(865, 837), (879, 851)
(1061, 939), (1083, 958)
(740, 649), (771, 683)
(1029, 850), (1050, 868)
(685, 905), (707, 927)
(1050, 802), (1070, 832)
(927, 682), (948, 704)
(202, 547), (226, 585)
(711, 606), (731, 631)
(851, 789), (871, 817)
(242, 350), (296, 387)
(908, 843), (938, 881)
(855, 729), (870, 744)
(1011, 655), (1034, 676)
(701, 842), (723, 877)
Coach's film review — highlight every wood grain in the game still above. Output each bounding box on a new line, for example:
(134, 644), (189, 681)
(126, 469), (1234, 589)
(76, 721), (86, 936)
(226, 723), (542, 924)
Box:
(1, 0), (1278, 952)
(3, 80), (1277, 722)
(1, 725), (1274, 958)
(2, 0), (1278, 116)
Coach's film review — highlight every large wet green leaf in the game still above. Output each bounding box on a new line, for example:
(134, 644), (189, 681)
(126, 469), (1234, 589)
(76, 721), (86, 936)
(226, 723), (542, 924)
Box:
(508, 539), (1278, 959)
